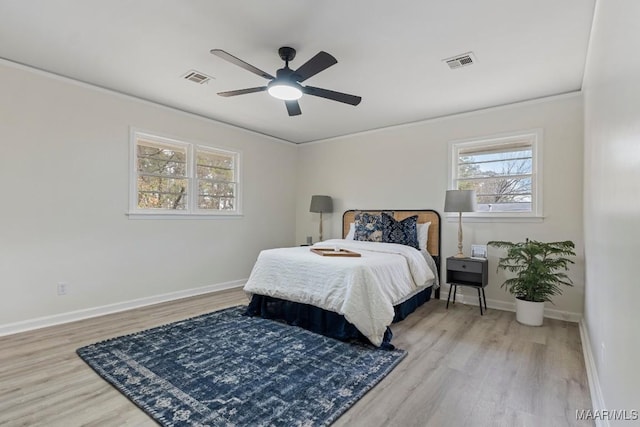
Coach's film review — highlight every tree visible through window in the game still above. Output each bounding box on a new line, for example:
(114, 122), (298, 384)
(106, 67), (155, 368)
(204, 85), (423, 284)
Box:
(196, 149), (236, 211)
(450, 130), (541, 216)
(137, 142), (188, 210)
(130, 131), (241, 216)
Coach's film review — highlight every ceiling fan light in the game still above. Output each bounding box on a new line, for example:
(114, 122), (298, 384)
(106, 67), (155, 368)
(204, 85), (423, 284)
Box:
(268, 83), (302, 100)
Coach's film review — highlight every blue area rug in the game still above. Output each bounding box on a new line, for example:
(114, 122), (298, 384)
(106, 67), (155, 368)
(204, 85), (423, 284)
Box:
(77, 306), (406, 426)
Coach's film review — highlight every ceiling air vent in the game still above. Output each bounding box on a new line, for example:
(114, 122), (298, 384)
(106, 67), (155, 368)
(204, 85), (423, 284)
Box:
(182, 70), (213, 84)
(443, 52), (476, 70)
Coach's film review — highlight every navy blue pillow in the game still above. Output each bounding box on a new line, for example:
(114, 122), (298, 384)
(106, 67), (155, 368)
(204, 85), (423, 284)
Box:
(381, 213), (419, 249)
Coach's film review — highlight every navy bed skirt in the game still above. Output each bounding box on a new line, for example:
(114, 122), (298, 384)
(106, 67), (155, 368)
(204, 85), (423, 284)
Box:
(245, 285), (433, 349)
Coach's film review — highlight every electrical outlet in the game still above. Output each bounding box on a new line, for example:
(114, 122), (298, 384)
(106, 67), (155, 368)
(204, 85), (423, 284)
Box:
(57, 282), (68, 296)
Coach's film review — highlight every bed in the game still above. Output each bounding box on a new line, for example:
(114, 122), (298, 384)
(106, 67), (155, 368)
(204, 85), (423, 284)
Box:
(244, 209), (441, 348)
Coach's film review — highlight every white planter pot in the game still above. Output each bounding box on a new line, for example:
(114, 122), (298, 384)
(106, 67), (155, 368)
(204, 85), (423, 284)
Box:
(515, 298), (545, 326)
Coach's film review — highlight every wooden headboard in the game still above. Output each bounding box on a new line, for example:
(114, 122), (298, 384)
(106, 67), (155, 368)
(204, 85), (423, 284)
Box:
(342, 209), (441, 259)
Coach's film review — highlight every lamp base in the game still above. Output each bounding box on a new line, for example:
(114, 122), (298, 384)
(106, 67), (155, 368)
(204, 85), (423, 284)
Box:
(453, 252), (466, 258)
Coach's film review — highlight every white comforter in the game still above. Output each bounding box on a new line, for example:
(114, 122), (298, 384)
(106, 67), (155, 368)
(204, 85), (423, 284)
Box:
(243, 239), (437, 346)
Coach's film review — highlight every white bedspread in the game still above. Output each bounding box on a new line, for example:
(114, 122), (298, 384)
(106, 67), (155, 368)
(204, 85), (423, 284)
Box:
(243, 239), (436, 346)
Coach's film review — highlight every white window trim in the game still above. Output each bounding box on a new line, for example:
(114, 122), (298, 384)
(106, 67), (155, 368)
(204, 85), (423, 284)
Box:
(128, 128), (243, 218)
(447, 129), (544, 223)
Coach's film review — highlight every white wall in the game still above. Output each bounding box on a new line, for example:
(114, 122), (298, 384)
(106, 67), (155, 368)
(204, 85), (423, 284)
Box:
(0, 61), (297, 327)
(296, 94), (584, 317)
(582, 0), (640, 420)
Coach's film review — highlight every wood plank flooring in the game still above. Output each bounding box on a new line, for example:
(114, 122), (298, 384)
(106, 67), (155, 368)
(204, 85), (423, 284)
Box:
(0, 289), (593, 426)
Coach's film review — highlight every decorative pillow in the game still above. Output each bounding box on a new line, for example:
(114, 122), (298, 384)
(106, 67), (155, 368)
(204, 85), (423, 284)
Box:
(354, 213), (384, 242)
(345, 223), (355, 240)
(417, 222), (431, 251)
(381, 213), (419, 249)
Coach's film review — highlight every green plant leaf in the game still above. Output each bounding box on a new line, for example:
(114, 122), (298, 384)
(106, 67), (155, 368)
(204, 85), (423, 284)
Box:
(487, 239), (576, 303)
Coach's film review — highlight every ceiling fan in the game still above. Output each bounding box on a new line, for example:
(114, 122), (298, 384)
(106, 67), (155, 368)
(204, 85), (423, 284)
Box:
(210, 47), (362, 116)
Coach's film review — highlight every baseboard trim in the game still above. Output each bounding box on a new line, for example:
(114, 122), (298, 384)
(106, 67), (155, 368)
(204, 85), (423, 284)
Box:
(0, 279), (246, 337)
(579, 319), (609, 427)
(439, 285), (582, 322)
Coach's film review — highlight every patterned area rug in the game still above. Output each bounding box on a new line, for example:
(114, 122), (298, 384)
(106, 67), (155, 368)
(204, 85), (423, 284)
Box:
(77, 306), (406, 426)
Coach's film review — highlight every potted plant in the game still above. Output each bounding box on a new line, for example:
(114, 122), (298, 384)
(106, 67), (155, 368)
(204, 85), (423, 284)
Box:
(487, 239), (576, 326)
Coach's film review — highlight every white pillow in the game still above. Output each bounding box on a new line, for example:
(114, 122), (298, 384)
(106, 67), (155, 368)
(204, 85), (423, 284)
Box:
(345, 223), (355, 240)
(417, 222), (431, 251)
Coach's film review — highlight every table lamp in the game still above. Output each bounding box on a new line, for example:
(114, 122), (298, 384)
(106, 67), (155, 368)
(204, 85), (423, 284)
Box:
(309, 195), (333, 242)
(444, 190), (477, 258)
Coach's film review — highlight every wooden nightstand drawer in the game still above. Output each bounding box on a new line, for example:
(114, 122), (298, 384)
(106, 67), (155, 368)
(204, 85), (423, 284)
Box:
(447, 258), (483, 274)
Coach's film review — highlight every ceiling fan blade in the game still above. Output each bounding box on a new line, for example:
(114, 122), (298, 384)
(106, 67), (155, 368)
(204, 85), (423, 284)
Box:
(303, 86), (362, 106)
(285, 100), (302, 116)
(210, 49), (275, 80)
(293, 51), (337, 83)
(217, 86), (267, 97)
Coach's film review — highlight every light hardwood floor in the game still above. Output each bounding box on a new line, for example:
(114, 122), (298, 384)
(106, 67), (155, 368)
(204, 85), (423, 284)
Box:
(0, 288), (593, 427)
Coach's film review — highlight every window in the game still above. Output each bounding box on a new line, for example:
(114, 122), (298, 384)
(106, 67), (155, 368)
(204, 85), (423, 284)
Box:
(130, 130), (241, 217)
(448, 129), (542, 219)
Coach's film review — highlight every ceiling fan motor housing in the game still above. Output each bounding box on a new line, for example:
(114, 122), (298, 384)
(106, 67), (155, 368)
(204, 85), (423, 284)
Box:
(275, 67), (295, 80)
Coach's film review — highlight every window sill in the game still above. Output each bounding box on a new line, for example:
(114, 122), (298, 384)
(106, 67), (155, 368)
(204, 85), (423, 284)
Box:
(445, 213), (544, 223)
(126, 211), (244, 220)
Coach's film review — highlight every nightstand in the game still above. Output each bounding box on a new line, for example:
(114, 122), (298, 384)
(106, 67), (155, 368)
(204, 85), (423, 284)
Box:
(446, 257), (489, 315)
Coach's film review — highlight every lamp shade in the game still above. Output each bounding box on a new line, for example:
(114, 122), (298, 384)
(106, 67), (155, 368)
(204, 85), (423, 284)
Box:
(310, 195), (333, 213)
(444, 190), (477, 213)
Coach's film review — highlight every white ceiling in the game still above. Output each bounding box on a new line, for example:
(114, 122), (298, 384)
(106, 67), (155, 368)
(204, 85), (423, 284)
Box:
(0, 1), (595, 144)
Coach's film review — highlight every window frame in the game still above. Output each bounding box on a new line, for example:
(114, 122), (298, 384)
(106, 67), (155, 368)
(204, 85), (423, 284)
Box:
(447, 129), (543, 222)
(128, 129), (242, 218)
